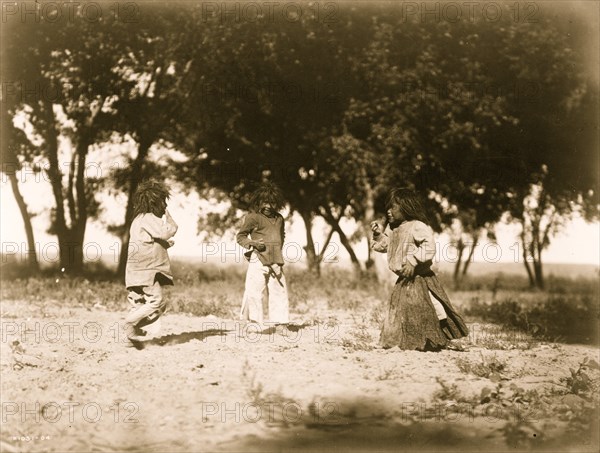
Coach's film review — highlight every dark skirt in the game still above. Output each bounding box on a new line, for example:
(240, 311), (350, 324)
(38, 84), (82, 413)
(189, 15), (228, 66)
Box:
(380, 274), (469, 350)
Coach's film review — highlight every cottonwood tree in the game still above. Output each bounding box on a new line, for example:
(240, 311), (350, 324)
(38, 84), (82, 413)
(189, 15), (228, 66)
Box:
(2, 17), (135, 273)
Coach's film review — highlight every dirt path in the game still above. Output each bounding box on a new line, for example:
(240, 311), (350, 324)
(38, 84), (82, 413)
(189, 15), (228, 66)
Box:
(1, 302), (598, 452)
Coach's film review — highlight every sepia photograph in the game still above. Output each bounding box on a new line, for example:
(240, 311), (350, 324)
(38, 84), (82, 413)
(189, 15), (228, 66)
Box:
(1, 1), (599, 451)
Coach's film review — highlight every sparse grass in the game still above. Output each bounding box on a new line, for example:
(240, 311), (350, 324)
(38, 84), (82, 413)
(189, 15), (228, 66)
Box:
(376, 366), (397, 381)
(478, 337), (532, 351)
(2, 256), (599, 349)
(455, 352), (507, 380)
(461, 322), (536, 350)
(369, 300), (386, 327)
(341, 316), (375, 351)
(432, 378), (469, 403)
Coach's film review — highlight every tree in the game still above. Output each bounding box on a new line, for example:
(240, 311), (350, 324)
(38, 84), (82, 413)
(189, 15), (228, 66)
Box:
(170, 7), (372, 274)
(108, 7), (207, 276)
(2, 7), (207, 275)
(327, 6), (598, 287)
(0, 114), (39, 270)
(328, 14), (517, 278)
(2, 15), (139, 274)
(483, 15), (599, 288)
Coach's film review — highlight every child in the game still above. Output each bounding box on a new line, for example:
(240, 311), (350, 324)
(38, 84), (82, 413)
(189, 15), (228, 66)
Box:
(123, 180), (178, 344)
(236, 182), (289, 327)
(371, 188), (468, 351)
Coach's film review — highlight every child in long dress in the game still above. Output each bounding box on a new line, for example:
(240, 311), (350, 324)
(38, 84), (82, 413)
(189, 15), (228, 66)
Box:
(123, 180), (178, 345)
(236, 182), (289, 327)
(371, 188), (468, 350)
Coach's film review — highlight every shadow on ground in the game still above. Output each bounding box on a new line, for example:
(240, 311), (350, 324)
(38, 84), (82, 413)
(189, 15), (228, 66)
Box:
(143, 329), (231, 347)
(215, 396), (573, 452)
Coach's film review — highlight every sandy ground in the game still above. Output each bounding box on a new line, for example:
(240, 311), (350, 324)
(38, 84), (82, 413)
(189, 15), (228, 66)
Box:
(1, 299), (598, 453)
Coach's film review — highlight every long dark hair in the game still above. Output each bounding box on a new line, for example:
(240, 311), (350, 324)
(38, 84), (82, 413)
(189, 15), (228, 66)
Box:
(386, 188), (429, 225)
(132, 180), (170, 218)
(248, 181), (285, 212)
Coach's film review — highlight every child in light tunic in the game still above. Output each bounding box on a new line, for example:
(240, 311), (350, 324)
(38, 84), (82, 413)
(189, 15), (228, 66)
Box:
(123, 180), (178, 344)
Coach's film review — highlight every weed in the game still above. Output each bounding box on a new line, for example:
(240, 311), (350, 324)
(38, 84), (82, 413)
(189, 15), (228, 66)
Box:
(456, 352), (507, 381)
(558, 357), (600, 400)
(369, 301), (386, 327)
(501, 417), (547, 449)
(433, 378), (466, 403)
(341, 325), (374, 351)
(376, 366), (397, 381)
(342, 317), (375, 351)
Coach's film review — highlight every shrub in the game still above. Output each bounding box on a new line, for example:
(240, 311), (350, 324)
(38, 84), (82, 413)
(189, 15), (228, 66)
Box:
(466, 294), (599, 344)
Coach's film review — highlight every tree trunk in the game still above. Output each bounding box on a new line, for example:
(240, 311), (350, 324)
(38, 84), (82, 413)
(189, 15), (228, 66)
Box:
(520, 229), (535, 288)
(299, 209), (320, 275)
(68, 133), (91, 275)
(43, 98), (96, 275)
(317, 226), (335, 264)
(42, 101), (73, 273)
(533, 258), (544, 289)
(461, 234), (479, 278)
(8, 172), (39, 270)
(58, 231), (83, 274)
(363, 183), (376, 270)
(532, 235), (545, 290)
(453, 238), (464, 288)
(323, 211), (361, 273)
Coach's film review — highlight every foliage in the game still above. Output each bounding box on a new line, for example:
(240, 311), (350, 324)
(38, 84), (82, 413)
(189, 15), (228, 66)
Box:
(465, 293), (600, 344)
(559, 358), (600, 399)
(2, 2), (597, 282)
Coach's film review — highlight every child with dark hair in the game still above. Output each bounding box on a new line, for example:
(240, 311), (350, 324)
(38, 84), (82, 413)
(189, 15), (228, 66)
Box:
(371, 188), (468, 351)
(236, 182), (289, 326)
(123, 180), (178, 345)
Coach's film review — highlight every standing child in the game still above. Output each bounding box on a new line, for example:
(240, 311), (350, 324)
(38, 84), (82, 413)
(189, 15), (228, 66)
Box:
(123, 180), (178, 344)
(371, 188), (468, 351)
(236, 182), (289, 327)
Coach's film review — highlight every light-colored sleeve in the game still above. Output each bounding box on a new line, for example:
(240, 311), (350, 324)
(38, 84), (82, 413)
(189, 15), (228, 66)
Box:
(406, 221), (436, 266)
(236, 214), (257, 249)
(370, 226), (390, 253)
(140, 213), (178, 241)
